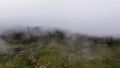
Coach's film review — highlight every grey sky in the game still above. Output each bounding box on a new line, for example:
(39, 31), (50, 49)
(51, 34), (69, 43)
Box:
(0, 0), (120, 36)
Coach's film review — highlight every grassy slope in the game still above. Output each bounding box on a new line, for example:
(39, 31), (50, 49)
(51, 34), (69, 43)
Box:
(0, 27), (120, 68)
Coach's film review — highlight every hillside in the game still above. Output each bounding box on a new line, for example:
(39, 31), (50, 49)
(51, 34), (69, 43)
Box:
(0, 27), (120, 68)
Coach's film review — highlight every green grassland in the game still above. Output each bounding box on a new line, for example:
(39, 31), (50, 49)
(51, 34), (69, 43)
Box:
(0, 27), (120, 68)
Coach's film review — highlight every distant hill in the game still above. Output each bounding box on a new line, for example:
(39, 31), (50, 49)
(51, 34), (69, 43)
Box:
(0, 26), (119, 45)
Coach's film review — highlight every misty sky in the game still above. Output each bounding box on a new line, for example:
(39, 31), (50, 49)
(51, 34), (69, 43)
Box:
(0, 0), (120, 36)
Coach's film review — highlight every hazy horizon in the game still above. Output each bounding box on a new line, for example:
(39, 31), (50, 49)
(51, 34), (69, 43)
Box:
(0, 0), (120, 36)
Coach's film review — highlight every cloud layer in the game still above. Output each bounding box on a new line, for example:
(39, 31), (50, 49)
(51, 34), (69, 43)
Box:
(0, 0), (120, 36)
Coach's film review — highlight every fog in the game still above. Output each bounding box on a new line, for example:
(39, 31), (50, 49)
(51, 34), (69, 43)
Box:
(0, 0), (120, 36)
